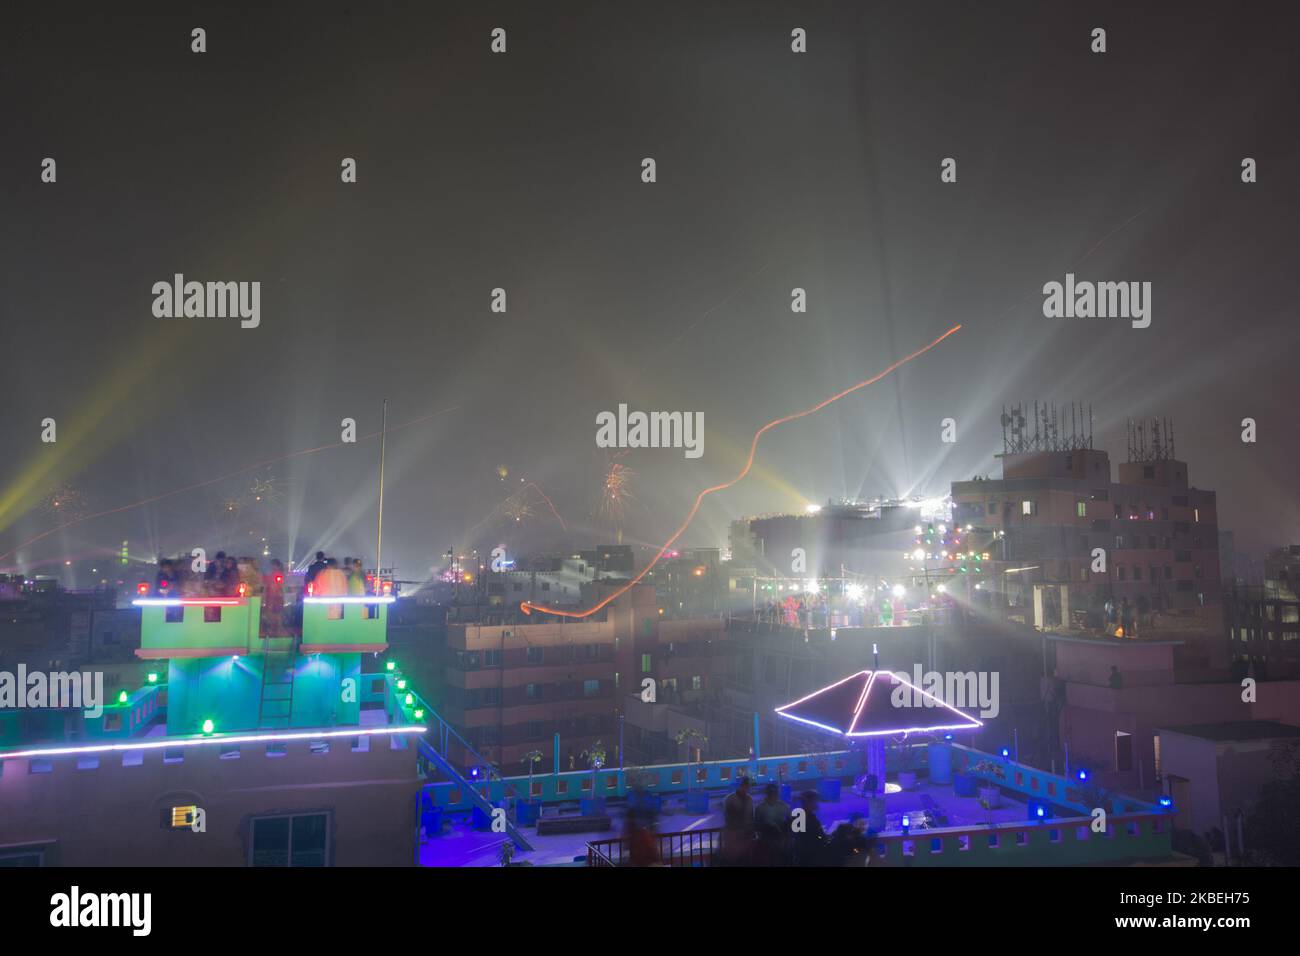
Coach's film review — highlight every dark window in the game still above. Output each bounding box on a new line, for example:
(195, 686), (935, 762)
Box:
(250, 812), (329, 867)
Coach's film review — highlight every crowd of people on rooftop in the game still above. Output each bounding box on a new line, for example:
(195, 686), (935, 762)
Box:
(620, 777), (877, 867)
(148, 550), (374, 601)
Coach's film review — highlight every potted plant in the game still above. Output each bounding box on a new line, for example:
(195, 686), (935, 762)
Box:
(675, 728), (710, 813)
(626, 767), (661, 814)
(517, 750), (544, 825)
(951, 761), (978, 797)
(967, 759), (1003, 809)
(579, 741), (608, 816)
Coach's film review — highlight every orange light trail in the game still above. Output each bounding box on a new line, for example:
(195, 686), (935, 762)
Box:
(521, 324), (962, 618)
(0, 406), (461, 565)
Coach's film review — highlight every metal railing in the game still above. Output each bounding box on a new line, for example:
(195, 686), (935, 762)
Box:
(586, 827), (722, 867)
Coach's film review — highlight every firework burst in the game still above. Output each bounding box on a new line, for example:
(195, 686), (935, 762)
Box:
(40, 483), (89, 523)
(600, 459), (635, 528)
(502, 490), (534, 523)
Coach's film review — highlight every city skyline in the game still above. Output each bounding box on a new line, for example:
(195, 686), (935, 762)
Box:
(3, 3), (1299, 581)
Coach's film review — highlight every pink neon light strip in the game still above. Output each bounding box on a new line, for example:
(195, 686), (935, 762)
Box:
(133, 598), (245, 607)
(0, 725), (427, 761)
(845, 671), (880, 736)
(773, 669), (982, 738)
(302, 596), (396, 605)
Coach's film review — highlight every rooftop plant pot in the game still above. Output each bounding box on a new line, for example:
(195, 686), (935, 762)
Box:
(580, 797), (606, 816)
(516, 801), (541, 826)
(978, 785), (1002, 809)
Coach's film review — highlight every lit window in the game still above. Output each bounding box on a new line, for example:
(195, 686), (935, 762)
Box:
(1021, 500), (1037, 516)
(169, 805), (198, 829)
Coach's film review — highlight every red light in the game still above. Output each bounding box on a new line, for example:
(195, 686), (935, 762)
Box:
(274, 574), (283, 585)
(381, 580), (393, 595)
(137, 582), (149, 595)
(237, 582), (248, 598)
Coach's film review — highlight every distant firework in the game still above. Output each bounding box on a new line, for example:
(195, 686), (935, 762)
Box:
(601, 460), (635, 526)
(248, 473), (280, 504)
(40, 483), (89, 523)
(502, 490), (533, 524)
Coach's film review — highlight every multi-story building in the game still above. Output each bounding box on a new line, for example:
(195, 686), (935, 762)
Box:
(437, 583), (732, 771)
(1224, 545), (1300, 678)
(952, 413), (1222, 629)
(0, 582), (425, 866)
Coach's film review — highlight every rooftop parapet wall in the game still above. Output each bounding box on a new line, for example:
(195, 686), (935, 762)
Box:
(301, 598), (391, 652)
(0, 725), (424, 866)
(135, 597), (261, 658)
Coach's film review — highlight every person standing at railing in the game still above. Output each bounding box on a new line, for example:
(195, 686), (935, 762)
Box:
(348, 558), (367, 596)
(753, 783), (792, 865)
(623, 806), (660, 866)
(719, 776), (755, 865)
(792, 791), (829, 866)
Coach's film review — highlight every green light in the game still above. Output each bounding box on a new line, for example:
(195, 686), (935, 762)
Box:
(414, 709), (425, 720)
(405, 693), (414, 706)
(117, 690), (128, 704)
(202, 719), (215, 734)
(386, 661), (396, 671)
(397, 679), (407, 690)
(147, 672), (158, 683)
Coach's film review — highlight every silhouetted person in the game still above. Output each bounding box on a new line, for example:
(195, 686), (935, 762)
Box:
(828, 812), (871, 866)
(720, 776), (755, 865)
(792, 791), (828, 866)
(154, 558), (177, 595)
(753, 782), (791, 865)
(623, 806), (660, 867)
(305, 551), (327, 593)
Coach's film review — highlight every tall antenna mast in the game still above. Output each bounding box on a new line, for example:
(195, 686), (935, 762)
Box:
(376, 398), (389, 576)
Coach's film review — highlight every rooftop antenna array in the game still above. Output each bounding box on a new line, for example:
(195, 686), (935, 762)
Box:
(1001, 401), (1093, 455)
(1126, 416), (1176, 463)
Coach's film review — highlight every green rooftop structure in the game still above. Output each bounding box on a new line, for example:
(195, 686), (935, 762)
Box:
(133, 594), (392, 736)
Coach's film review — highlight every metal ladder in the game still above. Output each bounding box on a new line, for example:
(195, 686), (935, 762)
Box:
(257, 637), (296, 728)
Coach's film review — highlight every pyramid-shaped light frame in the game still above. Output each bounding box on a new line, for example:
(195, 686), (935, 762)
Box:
(774, 669), (982, 739)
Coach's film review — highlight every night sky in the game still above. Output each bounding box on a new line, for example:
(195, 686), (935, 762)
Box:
(2, 1), (1298, 582)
